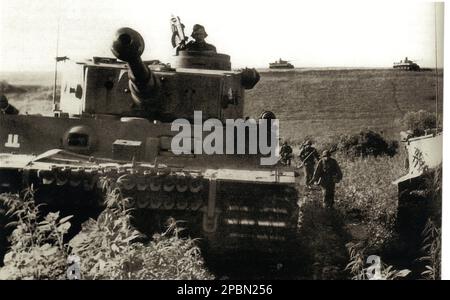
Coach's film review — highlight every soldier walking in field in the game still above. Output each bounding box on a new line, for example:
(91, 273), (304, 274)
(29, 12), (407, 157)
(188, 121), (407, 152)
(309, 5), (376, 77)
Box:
(279, 141), (293, 166)
(310, 150), (343, 209)
(298, 140), (320, 187)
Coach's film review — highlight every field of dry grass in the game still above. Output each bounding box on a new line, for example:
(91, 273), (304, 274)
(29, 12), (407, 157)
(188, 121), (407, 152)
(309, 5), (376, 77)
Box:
(1, 85), (55, 116)
(246, 69), (443, 144)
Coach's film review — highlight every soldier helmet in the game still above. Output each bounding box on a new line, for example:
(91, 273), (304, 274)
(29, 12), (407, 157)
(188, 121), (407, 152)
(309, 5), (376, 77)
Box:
(0, 94), (9, 109)
(322, 150), (330, 157)
(191, 24), (208, 38)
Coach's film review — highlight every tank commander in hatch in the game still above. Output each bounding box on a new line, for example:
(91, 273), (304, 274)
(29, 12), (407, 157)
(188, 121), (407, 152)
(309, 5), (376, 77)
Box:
(185, 24), (217, 53)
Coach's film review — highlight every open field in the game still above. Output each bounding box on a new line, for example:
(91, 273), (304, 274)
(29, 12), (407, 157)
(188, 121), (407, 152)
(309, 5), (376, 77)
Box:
(246, 68), (443, 143)
(0, 85), (55, 115)
(0, 72), (55, 86)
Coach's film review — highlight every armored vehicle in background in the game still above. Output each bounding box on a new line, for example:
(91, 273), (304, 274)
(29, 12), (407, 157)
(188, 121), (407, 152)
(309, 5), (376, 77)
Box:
(393, 57), (420, 71)
(269, 58), (294, 69)
(0, 17), (299, 257)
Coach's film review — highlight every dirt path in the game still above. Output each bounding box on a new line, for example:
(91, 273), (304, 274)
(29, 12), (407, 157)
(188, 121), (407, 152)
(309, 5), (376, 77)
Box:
(206, 184), (355, 279)
(296, 186), (352, 279)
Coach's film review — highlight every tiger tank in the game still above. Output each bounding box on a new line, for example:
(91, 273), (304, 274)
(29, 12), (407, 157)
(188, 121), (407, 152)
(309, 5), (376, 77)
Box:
(393, 57), (420, 71)
(0, 17), (299, 259)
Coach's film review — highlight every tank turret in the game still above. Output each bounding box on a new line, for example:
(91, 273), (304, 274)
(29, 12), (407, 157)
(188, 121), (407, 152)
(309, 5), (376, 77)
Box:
(57, 24), (260, 122)
(111, 28), (161, 114)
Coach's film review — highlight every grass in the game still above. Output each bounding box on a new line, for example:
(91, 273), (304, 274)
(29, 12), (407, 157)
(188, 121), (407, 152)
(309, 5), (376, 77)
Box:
(2, 85), (55, 116)
(246, 69), (443, 143)
(336, 153), (405, 248)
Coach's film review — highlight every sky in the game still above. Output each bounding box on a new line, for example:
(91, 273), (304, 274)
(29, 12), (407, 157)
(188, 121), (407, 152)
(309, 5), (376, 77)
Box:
(0, 0), (445, 71)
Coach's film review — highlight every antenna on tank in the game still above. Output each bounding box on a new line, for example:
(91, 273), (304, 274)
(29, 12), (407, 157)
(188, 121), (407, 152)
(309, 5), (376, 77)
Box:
(52, 4), (62, 113)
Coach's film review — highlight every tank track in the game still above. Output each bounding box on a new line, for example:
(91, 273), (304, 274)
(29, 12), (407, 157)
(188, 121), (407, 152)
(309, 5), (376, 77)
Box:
(1, 161), (299, 254)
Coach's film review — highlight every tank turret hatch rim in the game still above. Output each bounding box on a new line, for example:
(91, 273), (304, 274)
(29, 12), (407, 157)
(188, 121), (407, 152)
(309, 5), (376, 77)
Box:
(76, 59), (170, 69)
(76, 60), (126, 68)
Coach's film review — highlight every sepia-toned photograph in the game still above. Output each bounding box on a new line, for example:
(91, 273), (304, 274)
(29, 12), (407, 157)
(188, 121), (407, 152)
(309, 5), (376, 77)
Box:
(0, 0), (445, 283)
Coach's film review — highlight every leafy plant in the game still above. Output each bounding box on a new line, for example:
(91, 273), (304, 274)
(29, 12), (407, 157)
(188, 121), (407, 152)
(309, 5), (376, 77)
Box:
(334, 153), (406, 250)
(0, 183), (213, 280)
(418, 219), (440, 280)
(331, 130), (398, 158)
(415, 165), (441, 280)
(401, 110), (437, 137)
(0, 189), (71, 279)
(345, 242), (411, 280)
(69, 186), (213, 280)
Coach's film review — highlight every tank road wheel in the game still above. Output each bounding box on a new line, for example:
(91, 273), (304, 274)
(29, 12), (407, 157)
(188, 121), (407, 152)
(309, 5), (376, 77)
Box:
(136, 192), (149, 209)
(189, 177), (203, 193)
(175, 194), (189, 210)
(149, 176), (162, 192)
(163, 176), (176, 192)
(149, 192), (163, 209)
(176, 175), (189, 193)
(189, 193), (204, 211)
(162, 194), (176, 210)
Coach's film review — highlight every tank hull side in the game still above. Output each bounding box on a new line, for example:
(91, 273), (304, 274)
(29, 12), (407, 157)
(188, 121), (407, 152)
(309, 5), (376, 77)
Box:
(0, 114), (272, 169)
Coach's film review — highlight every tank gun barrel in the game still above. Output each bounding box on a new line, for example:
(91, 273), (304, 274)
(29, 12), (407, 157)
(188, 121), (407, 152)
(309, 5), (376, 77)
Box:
(111, 27), (160, 110)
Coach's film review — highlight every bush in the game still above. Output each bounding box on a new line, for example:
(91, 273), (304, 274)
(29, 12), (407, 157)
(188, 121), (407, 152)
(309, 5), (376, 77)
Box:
(69, 189), (213, 280)
(0, 190), (70, 279)
(0, 81), (27, 93)
(401, 110), (437, 137)
(330, 130), (398, 158)
(0, 187), (213, 280)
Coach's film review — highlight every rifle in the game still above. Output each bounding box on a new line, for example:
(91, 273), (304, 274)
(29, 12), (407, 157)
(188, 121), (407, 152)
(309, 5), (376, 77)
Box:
(296, 148), (318, 169)
(170, 15), (188, 49)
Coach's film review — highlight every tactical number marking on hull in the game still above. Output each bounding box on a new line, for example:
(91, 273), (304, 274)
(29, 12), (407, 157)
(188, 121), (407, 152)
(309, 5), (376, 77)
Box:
(5, 134), (20, 148)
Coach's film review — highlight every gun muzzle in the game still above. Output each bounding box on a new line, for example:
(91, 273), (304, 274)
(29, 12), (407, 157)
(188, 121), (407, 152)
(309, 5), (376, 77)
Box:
(111, 27), (160, 110)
